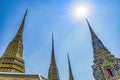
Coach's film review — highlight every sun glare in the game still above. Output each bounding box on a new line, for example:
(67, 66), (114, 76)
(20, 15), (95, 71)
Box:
(68, 3), (90, 21)
(74, 5), (88, 17)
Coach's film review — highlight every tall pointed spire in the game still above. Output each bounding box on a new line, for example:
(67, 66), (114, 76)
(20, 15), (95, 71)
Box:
(86, 19), (120, 80)
(86, 19), (105, 52)
(67, 53), (74, 80)
(48, 34), (60, 80)
(51, 33), (56, 65)
(0, 9), (28, 73)
(15, 9), (28, 41)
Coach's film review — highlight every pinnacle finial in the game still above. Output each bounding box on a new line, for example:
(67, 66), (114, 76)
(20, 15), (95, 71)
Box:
(86, 18), (99, 42)
(52, 33), (54, 49)
(67, 53), (74, 80)
(15, 9), (28, 40)
(51, 33), (56, 65)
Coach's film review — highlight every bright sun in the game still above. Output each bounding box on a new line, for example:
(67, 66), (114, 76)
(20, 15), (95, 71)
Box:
(69, 3), (90, 21)
(74, 5), (89, 18)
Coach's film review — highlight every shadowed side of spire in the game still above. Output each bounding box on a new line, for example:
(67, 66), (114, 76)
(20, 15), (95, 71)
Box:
(15, 9), (28, 41)
(67, 53), (74, 80)
(86, 18), (105, 52)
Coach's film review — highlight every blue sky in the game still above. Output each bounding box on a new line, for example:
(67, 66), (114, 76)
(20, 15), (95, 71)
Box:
(0, 0), (120, 80)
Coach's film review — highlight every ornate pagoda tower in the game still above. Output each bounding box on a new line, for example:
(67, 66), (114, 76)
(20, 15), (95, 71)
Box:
(0, 9), (28, 73)
(67, 53), (74, 80)
(48, 34), (60, 80)
(86, 19), (120, 80)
